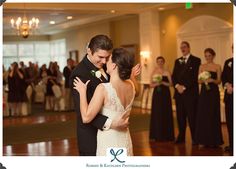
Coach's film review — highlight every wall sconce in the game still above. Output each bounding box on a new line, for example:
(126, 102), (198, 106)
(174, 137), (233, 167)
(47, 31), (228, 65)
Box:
(140, 51), (150, 67)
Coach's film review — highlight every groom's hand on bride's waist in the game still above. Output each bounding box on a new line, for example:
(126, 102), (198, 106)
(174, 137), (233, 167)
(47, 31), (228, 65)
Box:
(110, 111), (130, 130)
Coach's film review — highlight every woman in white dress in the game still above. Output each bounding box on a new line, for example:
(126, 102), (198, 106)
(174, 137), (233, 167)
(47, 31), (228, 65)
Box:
(73, 48), (137, 156)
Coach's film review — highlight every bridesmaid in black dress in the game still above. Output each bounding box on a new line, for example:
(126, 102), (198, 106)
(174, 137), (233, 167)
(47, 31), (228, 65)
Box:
(195, 48), (223, 147)
(149, 56), (174, 141)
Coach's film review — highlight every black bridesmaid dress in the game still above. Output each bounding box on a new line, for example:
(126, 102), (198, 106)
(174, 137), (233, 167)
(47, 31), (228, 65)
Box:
(149, 76), (175, 141)
(8, 70), (27, 103)
(195, 71), (224, 146)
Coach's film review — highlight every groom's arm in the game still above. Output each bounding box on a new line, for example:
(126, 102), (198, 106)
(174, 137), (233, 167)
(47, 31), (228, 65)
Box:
(86, 83), (127, 131)
(70, 73), (129, 131)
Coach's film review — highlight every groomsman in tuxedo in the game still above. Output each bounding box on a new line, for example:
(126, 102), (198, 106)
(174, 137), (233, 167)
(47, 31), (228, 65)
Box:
(70, 35), (128, 156)
(172, 41), (201, 144)
(222, 45), (233, 155)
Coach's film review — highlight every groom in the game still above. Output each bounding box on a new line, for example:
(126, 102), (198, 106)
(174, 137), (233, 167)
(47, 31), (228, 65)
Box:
(70, 35), (139, 156)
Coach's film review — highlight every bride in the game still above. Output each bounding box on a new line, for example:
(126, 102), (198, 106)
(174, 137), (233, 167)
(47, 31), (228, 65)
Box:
(73, 48), (139, 156)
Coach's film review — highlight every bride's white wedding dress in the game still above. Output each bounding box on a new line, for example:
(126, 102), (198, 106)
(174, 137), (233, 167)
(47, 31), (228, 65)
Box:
(96, 81), (135, 156)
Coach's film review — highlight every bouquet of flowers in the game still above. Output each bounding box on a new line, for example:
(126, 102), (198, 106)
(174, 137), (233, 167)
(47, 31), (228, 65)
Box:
(152, 74), (163, 92)
(198, 71), (211, 90)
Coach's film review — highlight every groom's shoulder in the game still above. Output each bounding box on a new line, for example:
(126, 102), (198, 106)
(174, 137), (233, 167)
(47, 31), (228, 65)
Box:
(190, 54), (201, 61)
(71, 61), (87, 77)
(225, 57), (233, 64)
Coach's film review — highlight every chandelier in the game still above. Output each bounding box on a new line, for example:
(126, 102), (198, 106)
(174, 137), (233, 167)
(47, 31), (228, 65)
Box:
(10, 4), (39, 38)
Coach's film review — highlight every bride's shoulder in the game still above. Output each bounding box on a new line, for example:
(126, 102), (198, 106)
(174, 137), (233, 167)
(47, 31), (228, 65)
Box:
(97, 83), (111, 92)
(96, 83), (106, 91)
(126, 80), (135, 90)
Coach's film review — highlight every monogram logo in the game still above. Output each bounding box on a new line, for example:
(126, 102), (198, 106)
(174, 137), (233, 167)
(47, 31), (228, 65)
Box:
(109, 148), (126, 163)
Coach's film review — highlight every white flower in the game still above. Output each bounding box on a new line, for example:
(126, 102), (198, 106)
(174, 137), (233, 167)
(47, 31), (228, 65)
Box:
(152, 74), (162, 83)
(198, 71), (211, 81)
(179, 58), (183, 64)
(152, 74), (163, 92)
(228, 61), (232, 68)
(198, 71), (211, 90)
(95, 71), (102, 79)
(178, 58), (186, 64)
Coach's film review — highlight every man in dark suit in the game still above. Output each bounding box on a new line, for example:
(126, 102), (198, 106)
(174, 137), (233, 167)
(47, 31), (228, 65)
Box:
(172, 41), (201, 144)
(70, 35), (131, 156)
(63, 58), (74, 111)
(222, 45), (233, 155)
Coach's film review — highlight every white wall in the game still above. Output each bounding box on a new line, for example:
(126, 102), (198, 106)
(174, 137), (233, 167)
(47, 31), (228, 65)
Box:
(49, 21), (110, 61)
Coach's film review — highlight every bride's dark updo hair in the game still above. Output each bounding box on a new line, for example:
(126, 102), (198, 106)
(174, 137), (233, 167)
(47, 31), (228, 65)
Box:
(112, 48), (134, 80)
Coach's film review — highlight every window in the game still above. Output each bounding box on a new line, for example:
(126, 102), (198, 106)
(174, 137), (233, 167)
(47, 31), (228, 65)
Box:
(35, 43), (51, 67)
(3, 44), (17, 56)
(50, 39), (67, 71)
(3, 39), (66, 71)
(19, 44), (34, 57)
(3, 44), (18, 69)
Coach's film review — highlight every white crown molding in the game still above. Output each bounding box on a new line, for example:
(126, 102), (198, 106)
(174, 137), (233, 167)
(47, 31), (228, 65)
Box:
(177, 27), (233, 38)
(177, 15), (233, 37)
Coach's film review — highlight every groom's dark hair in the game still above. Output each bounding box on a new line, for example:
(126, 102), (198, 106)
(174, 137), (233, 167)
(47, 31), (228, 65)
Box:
(112, 48), (134, 80)
(88, 35), (113, 54)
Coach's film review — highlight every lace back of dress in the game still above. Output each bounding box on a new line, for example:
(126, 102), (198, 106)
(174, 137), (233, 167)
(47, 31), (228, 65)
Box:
(98, 81), (135, 156)
(102, 80), (135, 114)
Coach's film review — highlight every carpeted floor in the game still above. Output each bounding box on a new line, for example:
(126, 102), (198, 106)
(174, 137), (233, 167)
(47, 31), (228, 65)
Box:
(3, 111), (151, 145)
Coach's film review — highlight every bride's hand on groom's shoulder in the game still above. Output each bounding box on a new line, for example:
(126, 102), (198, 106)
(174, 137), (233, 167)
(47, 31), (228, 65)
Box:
(73, 77), (90, 93)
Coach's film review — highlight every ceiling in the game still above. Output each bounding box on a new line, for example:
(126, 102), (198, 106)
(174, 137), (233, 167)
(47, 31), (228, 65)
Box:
(3, 3), (183, 35)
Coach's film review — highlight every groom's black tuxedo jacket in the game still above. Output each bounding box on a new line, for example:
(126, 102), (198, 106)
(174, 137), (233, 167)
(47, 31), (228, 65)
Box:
(222, 57), (233, 103)
(172, 54), (201, 99)
(70, 55), (110, 155)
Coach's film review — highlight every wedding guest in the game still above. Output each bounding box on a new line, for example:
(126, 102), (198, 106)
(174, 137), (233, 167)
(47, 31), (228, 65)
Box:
(195, 48), (223, 147)
(3, 65), (8, 86)
(45, 62), (57, 110)
(19, 61), (26, 75)
(172, 41), (201, 144)
(56, 64), (63, 85)
(63, 58), (74, 111)
(149, 56), (174, 142)
(25, 62), (38, 103)
(222, 45), (233, 154)
(25, 61), (36, 85)
(39, 64), (48, 84)
(8, 62), (27, 116)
